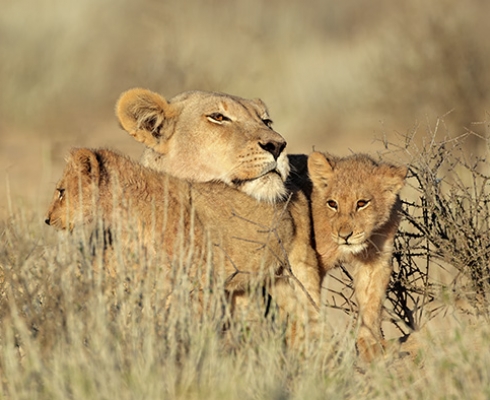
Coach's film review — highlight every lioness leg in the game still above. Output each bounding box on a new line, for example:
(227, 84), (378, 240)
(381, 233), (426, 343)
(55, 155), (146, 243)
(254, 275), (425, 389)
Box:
(272, 245), (322, 347)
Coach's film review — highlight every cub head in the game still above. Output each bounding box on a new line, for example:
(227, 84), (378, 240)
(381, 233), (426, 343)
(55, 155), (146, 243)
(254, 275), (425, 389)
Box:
(116, 88), (290, 203)
(308, 151), (407, 256)
(45, 148), (101, 230)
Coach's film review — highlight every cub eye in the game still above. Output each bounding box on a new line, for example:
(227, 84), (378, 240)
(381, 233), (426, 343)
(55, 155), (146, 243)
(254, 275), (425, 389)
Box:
(207, 113), (231, 124)
(262, 118), (273, 128)
(57, 188), (65, 201)
(326, 200), (338, 210)
(356, 199), (370, 210)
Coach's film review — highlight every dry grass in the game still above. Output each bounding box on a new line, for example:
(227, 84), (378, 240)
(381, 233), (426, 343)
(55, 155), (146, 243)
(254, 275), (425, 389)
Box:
(1, 209), (490, 399)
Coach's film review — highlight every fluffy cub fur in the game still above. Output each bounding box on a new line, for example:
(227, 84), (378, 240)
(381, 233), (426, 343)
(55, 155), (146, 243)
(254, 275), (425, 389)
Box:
(45, 148), (321, 342)
(116, 88), (290, 203)
(307, 151), (407, 361)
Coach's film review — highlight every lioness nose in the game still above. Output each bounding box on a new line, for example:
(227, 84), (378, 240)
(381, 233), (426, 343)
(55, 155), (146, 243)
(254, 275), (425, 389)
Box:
(259, 140), (286, 160)
(45, 218), (51, 226)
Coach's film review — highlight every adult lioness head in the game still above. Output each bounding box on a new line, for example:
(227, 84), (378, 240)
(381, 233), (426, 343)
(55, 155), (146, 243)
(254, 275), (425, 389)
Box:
(116, 88), (290, 203)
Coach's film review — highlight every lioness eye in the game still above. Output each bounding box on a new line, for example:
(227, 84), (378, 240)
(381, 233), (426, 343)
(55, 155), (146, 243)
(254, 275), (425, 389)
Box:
(327, 200), (338, 210)
(207, 113), (230, 123)
(57, 188), (65, 201)
(262, 118), (273, 128)
(357, 199), (369, 210)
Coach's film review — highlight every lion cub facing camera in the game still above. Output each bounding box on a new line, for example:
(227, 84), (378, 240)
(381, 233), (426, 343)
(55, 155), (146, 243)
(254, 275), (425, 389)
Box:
(307, 152), (407, 361)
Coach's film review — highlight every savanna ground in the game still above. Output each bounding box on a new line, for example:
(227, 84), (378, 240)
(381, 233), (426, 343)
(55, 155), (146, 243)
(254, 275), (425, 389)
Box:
(1, 0), (490, 398)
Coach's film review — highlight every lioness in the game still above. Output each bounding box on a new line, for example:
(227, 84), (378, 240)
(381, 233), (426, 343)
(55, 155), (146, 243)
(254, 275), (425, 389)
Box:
(45, 148), (321, 342)
(307, 151), (407, 361)
(116, 88), (290, 203)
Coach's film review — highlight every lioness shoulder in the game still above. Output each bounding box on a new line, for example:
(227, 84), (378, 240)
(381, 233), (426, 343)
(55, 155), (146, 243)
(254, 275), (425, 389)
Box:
(116, 88), (290, 203)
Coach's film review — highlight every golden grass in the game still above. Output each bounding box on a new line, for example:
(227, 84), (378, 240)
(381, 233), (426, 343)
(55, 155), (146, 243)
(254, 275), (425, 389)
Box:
(1, 223), (489, 399)
(2, 136), (490, 398)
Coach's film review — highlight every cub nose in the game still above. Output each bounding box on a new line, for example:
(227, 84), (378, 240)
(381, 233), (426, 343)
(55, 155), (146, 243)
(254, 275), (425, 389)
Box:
(338, 229), (353, 242)
(259, 140), (287, 160)
(45, 217), (51, 226)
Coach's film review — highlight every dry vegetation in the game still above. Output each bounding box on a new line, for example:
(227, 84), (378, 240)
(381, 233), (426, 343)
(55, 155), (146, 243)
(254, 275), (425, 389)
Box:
(1, 0), (490, 398)
(1, 130), (490, 398)
(322, 125), (490, 335)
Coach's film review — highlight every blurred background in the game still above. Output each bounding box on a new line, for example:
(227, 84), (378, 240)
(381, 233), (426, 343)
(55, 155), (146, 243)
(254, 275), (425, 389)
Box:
(1, 0), (489, 219)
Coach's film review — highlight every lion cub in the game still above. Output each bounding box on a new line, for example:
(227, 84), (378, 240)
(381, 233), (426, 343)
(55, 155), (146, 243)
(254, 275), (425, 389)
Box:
(45, 148), (321, 342)
(307, 151), (407, 361)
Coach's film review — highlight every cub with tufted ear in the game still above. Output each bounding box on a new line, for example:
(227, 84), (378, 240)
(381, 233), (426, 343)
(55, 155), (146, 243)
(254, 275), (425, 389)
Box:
(308, 151), (407, 362)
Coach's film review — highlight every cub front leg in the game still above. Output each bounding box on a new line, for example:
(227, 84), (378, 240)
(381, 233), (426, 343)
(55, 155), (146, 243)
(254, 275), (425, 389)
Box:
(352, 255), (392, 362)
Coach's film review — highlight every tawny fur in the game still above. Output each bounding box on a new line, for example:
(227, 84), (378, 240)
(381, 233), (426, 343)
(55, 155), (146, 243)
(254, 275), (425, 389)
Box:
(116, 88), (290, 203)
(307, 151), (407, 362)
(45, 148), (321, 342)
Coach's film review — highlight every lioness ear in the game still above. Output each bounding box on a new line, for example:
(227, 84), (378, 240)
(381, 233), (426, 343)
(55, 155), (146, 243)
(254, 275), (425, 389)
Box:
(307, 151), (335, 188)
(378, 164), (408, 194)
(252, 98), (268, 111)
(116, 88), (178, 152)
(69, 148), (100, 183)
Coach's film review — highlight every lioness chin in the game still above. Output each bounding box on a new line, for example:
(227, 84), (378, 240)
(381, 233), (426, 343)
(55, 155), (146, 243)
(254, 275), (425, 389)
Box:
(116, 88), (290, 203)
(45, 148), (321, 344)
(307, 151), (407, 361)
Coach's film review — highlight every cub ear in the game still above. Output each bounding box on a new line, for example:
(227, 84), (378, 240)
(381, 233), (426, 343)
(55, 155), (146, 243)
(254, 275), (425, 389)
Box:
(307, 151), (336, 188)
(68, 148), (100, 183)
(115, 88), (178, 152)
(378, 164), (408, 194)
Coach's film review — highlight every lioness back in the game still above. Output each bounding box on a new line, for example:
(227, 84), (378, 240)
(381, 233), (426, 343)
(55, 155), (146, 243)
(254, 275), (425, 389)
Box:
(307, 151), (407, 361)
(116, 88), (290, 203)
